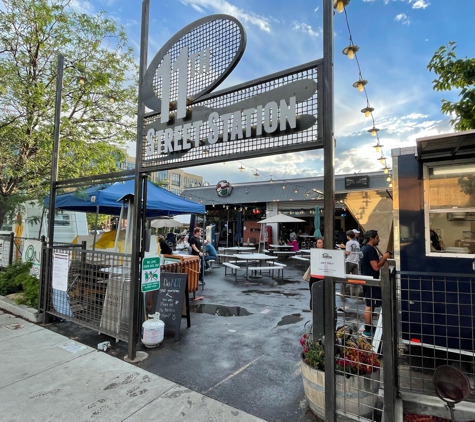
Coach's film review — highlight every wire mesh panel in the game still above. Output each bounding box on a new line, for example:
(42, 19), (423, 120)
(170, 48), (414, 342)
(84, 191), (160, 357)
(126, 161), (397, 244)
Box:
(45, 247), (132, 342)
(0, 233), (14, 267)
(142, 60), (321, 171)
(334, 282), (384, 421)
(398, 272), (475, 401)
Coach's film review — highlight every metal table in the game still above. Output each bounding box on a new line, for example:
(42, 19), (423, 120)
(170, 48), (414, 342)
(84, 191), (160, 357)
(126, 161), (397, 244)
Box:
(232, 253), (278, 279)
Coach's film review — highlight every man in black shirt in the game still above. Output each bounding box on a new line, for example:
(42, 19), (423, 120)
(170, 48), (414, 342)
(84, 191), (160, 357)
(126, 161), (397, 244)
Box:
(360, 230), (391, 337)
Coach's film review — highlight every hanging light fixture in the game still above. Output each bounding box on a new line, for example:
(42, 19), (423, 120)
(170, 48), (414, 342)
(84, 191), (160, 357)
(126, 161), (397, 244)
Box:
(76, 75), (86, 85)
(294, 187), (298, 193)
(333, 0), (350, 13)
(253, 171), (259, 178)
(342, 44), (359, 59)
(361, 105), (374, 117)
(383, 165), (390, 174)
(212, 201), (215, 207)
(269, 176), (273, 184)
(386, 174), (392, 182)
(388, 181), (393, 188)
(373, 141), (383, 152)
(239, 165), (244, 172)
(377, 154), (386, 164)
(282, 182), (286, 189)
(352, 79), (367, 92)
(368, 126), (380, 136)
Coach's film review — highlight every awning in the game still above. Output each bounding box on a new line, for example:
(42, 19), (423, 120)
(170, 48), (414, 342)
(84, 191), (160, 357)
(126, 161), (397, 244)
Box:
(416, 130), (475, 162)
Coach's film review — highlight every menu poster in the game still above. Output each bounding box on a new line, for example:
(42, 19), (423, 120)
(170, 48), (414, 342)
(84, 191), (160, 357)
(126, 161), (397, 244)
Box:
(152, 272), (190, 341)
(53, 252), (70, 292)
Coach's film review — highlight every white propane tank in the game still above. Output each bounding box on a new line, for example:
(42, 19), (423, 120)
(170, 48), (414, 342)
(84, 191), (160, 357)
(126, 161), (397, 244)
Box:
(141, 312), (165, 348)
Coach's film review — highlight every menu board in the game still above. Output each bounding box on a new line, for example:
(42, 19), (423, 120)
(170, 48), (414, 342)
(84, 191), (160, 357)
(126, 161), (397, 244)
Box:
(152, 272), (190, 340)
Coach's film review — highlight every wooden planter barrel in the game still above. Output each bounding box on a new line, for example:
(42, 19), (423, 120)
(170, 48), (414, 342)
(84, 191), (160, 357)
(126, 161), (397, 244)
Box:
(300, 357), (380, 420)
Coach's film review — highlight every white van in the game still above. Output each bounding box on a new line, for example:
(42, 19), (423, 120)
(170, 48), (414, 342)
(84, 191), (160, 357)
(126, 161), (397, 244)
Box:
(0, 201), (89, 243)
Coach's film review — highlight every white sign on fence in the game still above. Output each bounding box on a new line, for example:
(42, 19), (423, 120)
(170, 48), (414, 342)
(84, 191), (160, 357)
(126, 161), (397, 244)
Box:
(22, 240), (43, 278)
(52, 252), (69, 292)
(310, 248), (346, 279)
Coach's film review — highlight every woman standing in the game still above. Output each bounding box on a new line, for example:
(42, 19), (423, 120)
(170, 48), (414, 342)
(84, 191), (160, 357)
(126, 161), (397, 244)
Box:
(308, 238), (324, 310)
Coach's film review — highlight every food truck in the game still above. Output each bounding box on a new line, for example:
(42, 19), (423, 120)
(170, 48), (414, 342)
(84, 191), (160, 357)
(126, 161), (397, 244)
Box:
(392, 130), (475, 356)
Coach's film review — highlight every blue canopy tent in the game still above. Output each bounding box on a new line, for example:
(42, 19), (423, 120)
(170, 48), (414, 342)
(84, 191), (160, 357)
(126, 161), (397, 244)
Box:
(45, 180), (205, 217)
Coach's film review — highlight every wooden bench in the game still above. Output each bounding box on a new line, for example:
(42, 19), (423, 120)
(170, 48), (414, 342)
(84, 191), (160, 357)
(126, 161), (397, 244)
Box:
(223, 262), (241, 282)
(248, 264), (284, 280)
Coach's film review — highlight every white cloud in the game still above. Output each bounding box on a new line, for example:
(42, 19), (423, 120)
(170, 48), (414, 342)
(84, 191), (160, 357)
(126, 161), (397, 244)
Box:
(69, 0), (96, 14)
(292, 21), (321, 38)
(179, 0), (271, 33)
(395, 13), (410, 25)
(412, 0), (430, 9)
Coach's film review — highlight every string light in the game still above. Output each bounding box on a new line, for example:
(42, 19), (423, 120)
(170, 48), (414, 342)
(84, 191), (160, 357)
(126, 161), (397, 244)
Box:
(361, 105), (374, 118)
(368, 126), (380, 137)
(373, 141), (383, 152)
(253, 171), (259, 179)
(342, 44), (359, 59)
(334, 0), (350, 13)
(335, 2), (391, 176)
(352, 78), (367, 92)
(239, 165), (244, 172)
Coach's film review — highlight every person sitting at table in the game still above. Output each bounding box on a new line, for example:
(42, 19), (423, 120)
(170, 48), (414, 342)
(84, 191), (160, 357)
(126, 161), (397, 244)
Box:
(158, 235), (173, 255)
(203, 239), (217, 270)
(175, 235), (189, 251)
(278, 237), (286, 245)
(287, 238), (299, 252)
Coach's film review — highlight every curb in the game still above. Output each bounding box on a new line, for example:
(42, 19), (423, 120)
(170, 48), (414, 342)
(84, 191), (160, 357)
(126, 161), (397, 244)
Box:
(0, 295), (42, 323)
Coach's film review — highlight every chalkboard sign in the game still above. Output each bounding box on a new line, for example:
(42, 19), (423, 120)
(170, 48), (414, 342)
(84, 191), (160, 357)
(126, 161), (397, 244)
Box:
(152, 272), (190, 340)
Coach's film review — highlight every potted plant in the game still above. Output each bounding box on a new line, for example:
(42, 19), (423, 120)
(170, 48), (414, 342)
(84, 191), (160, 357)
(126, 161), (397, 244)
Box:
(300, 325), (381, 420)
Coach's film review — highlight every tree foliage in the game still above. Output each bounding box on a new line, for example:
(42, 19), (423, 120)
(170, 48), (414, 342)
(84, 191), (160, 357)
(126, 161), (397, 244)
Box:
(427, 41), (475, 131)
(0, 0), (137, 226)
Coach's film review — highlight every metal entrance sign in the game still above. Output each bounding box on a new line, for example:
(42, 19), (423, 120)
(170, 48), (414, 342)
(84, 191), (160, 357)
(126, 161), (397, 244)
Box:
(141, 256), (161, 292)
(140, 14), (322, 171)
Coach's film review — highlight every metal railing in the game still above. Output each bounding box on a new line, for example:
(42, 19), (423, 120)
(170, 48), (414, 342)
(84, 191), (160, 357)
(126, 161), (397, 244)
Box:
(398, 271), (475, 402)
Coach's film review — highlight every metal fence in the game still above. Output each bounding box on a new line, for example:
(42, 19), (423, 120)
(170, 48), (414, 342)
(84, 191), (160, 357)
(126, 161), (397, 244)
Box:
(308, 265), (398, 422)
(398, 271), (475, 402)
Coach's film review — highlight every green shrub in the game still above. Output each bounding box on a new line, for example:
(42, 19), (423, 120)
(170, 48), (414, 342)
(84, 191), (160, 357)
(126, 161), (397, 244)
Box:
(0, 261), (32, 296)
(0, 261), (39, 308)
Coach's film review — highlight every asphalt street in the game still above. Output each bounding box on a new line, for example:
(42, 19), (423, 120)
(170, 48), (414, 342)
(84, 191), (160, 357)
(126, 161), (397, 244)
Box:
(44, 258), (367, 422)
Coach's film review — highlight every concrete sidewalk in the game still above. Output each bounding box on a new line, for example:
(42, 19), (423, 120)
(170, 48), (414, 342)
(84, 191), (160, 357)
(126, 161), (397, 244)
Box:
(0, 310), (265, 422)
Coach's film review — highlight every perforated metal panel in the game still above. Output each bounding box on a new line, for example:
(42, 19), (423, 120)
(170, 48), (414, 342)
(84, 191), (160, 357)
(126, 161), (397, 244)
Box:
(141, 60), (322, 171)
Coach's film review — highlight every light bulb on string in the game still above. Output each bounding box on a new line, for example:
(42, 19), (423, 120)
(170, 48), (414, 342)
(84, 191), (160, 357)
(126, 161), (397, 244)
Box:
(254, 171), (259, 179)
(343, 44), (359, 60)
(361, 106), (374, 118)
(383, 165), (390, 174)
(353, 79), (367, 92)
(368, 126), (380, 136)
(333, 0), (350, 13)
(377, 155), (386, 165)
(386, 175), (392, 182)
(373, 141), (383, 152)
(239, 165), (244, 172)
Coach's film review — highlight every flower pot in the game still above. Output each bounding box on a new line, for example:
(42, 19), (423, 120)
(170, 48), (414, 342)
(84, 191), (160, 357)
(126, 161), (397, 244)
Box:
(300, 357), (380, 420)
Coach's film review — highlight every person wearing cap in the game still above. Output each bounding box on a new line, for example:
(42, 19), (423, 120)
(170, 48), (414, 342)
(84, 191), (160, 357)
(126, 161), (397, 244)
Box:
(203, 239), (217, 270)
(339, 230), (361, 298)
(360, 229), (392, 337)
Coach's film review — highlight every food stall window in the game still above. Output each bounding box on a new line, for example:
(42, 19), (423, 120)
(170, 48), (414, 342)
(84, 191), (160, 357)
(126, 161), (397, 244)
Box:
(424, 162), (475, 256)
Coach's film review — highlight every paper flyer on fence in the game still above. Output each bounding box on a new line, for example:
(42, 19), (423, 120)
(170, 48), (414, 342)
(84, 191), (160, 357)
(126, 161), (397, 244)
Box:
(310, 248), (345, 279)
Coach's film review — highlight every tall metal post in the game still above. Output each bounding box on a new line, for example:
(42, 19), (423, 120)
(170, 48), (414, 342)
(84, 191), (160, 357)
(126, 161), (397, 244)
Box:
(43, 53), (64, 323)
(128, 0), (149, 360)
(322, 0), (336, 421)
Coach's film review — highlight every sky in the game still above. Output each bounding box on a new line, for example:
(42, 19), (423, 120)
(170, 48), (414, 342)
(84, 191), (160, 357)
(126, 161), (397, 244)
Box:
(71, 0), (475, 185)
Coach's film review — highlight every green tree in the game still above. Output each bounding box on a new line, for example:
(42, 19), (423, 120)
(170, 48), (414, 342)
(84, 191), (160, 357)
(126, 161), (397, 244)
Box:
(427, 41), (475, 131)
(0, 0), (137, 226)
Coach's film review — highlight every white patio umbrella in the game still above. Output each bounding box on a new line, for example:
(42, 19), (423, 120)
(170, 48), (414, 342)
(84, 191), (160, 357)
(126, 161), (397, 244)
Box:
(258, 214), (306, 224)
(150, 218), (183, 229)
(257, 214), (305, 251)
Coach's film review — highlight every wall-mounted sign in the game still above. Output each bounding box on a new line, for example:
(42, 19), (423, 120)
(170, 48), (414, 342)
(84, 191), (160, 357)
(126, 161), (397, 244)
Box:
(216, 180), (233, 197)
(345, 175), (369, 190)
(140, 14), (321, 171)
